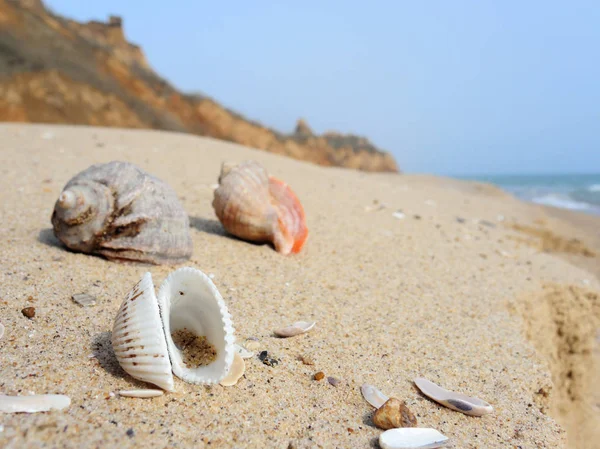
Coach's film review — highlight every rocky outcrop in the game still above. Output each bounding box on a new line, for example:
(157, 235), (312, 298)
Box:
(0, 0), (399, 172)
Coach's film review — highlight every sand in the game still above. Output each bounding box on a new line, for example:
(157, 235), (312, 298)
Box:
(0, 124), (599, 449)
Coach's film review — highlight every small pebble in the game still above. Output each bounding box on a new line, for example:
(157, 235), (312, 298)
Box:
(258, 351), (279, 367)
(327, 376), (341, 387)
(126, 428), (134, 438)
(21, 307), (35, 319)
(373, 398), (418, 430)
(314, 371), (325, 381)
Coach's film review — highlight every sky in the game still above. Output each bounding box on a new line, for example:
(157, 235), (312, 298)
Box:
(44, 0), (599, 175)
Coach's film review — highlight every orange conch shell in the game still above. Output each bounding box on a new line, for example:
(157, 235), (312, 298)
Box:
(212, 161), (308, 255)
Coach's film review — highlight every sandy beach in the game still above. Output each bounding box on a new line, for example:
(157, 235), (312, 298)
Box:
(0, 124), (598, 448)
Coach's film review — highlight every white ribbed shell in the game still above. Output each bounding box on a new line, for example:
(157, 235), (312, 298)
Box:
(112, 268), (235, 390)
(158, 267), (235, 385)
(112, 272), (174, 391)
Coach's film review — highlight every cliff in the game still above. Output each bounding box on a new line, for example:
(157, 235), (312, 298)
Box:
(0, 0), (399, 172)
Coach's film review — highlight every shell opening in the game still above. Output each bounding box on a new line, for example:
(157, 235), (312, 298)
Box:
(171, 328), (217, 368)
(158, 268), (235, 384)
(269, 177), (308, 254)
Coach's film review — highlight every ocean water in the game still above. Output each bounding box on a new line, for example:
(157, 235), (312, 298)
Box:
(456, 173), (600, 215)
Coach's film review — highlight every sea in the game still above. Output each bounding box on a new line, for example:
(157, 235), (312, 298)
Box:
(456, 173), (600, 216)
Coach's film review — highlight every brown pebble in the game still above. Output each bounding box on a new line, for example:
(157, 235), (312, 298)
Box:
(327, 376), (341, 387)
(373, 398), (417, 430)
(21, 307), (36, 319)
(347, 428), (354, 434)
(314, 371), (325, 381)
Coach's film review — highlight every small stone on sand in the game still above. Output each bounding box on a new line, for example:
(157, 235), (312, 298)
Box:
(327, 376), (341, 387)
(258, 350), (279, 367)
(373, 398), (418, 430)
(314, 371), (325, 381)
(21, 307), (35, 319)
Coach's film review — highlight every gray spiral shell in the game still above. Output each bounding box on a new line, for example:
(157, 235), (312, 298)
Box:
(51, 161), (192, 264)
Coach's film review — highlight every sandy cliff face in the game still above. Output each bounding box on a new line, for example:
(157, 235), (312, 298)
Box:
(0, 0), (399, 172)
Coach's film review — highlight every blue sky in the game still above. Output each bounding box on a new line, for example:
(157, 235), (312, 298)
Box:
(45, 1), (599, 175)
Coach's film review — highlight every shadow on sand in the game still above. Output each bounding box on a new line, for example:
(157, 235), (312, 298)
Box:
(189, 215), (228, 237)
(189, 215), (273, 251)
(37, 228), (62, 249)
(91, 331), (128, 380)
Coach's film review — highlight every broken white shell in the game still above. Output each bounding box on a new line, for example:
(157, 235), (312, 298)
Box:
(274, 321), (315, 338)
(112, 267), (235, 390)
(0, 322), (4, 340)
(234, 343), (255, 359)
(0, 394), (71, 413)
(219, 352), (246, 387)
(119, 389), (164, 398)
(379, 428), (449, 449)
(72, 293), (97, 307)
(158, 267), (235, 385)
(112, 272), (175, 391)
(361, 383), (390, 409)
(414, 377), (493, 416)
(244, 338), (260, 351)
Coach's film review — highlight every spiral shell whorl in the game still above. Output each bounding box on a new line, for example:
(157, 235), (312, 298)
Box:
(51, 181), (114, 253)
(51, 161), (193, 264)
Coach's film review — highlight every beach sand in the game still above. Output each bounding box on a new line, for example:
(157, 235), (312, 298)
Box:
(0, 124), (598, 448)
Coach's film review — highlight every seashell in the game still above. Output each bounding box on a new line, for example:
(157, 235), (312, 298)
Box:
(158, 267), (235, 385)
(112, 268), (236, 390)
(373, 398), (417, 430)
(414, 377), (493, 416)
(0, 322), (4, 340)
(219, 352), (246, 387)
(244, 338), (260, 352)
(51, 161), (192, 264)
(71, 293), (96, 307)
(234, 343), (255, 359)
(212, 161), (308, 255)
(0, 394), (71, 413)
(361, 383), (390, 409)
(119, 389), (164, 398)
(112, 272), (175, 391)
(274, 320), (315, 338)
(379, 428), (449, 449)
